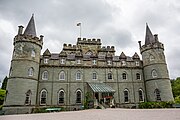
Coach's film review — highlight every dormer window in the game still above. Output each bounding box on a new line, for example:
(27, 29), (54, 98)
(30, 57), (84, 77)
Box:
(77, 59), (81, 64)
(135, 61), (139, 66)
(44, 58), (49, 64)
(92, 59), (96, 65)
(107, 60), (112, 65)
(122, 61), (126, 66)
(60, 58), (65, 64)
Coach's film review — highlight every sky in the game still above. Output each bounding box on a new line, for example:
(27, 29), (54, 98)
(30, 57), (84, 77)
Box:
(0, 0), (180, 84)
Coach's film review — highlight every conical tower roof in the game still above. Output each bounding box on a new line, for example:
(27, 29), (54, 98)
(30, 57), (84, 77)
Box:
(132, 52), (140, 59)
(43, 49), (51, 56)
(24, 14), (37, 37)
(145, 24), (155, 45)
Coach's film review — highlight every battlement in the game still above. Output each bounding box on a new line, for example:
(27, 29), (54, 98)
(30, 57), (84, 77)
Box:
(140, 42), (164, 53)
(14, 34), (43, 48)
(77, 38), (101, 45)
(98, 46), (115, 52)
(63, 43), (78, 50)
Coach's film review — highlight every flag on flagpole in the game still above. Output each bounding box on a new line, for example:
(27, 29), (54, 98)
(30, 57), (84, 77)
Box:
(77, 23), (81, 26)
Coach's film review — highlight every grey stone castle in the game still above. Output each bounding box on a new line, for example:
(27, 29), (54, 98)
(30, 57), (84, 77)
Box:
(3, 15), (174, 114)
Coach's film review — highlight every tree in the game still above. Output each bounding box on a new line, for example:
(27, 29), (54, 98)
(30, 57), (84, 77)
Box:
(171, 77), (180, 97)
(0, 89), (6, 105)
(1, 76), (8, 90)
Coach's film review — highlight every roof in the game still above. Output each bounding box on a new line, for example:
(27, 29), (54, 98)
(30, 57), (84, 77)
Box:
(88, 83), (116, 93)
(145, 24), (155, 45)
(24, 14), (37, 37)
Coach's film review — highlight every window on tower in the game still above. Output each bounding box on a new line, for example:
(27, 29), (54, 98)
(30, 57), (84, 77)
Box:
(124, 89), (129, 103)
(108, 72), (113, 80)
(58, 90), (64, 104)
(59, 71), (65, 80)
(25, 90), (31, 105)
(136, 73), (141, 80)
(76, 90), (82, 104)
(155, 89), (161, 101)
(31, 50), (35, 57)
(92, 72), (97, 80)
(42, 71), (48, 80)
(28, 67), (34, 76)
(76, 71), (81, 80)
(122, 73), (127, 80)
(138, 89), (144, 102)
(40, 89), (47, 105)
(152, 69), (158, 78)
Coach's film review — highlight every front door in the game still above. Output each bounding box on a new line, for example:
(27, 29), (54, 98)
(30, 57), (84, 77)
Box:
(95, 93), (99, 101)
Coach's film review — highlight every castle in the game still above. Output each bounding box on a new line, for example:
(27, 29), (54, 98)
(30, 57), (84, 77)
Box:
(3, 15), (174, 114)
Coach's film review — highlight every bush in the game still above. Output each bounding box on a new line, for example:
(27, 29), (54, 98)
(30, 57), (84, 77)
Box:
(139, 101), (174, 109)
(175, 96), (180, 104)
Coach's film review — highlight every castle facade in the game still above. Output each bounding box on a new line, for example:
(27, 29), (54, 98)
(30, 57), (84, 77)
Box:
(3, 15), (174, 114)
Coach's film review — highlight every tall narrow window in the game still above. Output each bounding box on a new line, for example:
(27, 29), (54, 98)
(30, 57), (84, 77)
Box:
(58, 90), (64, 104)
(76, 71), (81, 80)
(136, 73), (141, 80)
(28, 67), (34, 76)
(135, 61), (139, 66)
(152, 69), (158, 78)
(122, 61), (126, 66)
(40, 90), (47, 105)
(25, 90), (31, 105)
(139, 89), (144, 102)
(124, 89), (129, 103)
(59, 71), (65, 80)
(31, 50), (35, 57)
(42, 71), (48, 80)
(155, 89), (161, 101)
(108, 72), (112, 80)
(150, 55), (155, 61)
(122, 73), (127, 80)
(92, 72), (97, 80)
(76, 90), (81, 103)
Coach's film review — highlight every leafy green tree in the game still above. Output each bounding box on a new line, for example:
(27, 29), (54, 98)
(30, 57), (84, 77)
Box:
(0, 89), (6, 105)
(1, 76), (8, 90)
(171, 77), (180, 98)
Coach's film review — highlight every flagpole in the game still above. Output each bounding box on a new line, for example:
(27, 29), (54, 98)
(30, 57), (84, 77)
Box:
(77, 23), (81, 38)
(80, 24), (81, 38)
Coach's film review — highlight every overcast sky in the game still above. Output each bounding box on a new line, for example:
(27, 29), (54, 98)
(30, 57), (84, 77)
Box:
(0, 0), (180, 83)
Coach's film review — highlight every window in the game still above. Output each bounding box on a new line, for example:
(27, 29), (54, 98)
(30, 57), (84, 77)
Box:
(92, 72), (97, 80)
(28, 67), (34, 76)
(136, 73), (141, 80)
(107, 60), (112, 65)
(44, 58), (49, 64)
(124, 89), (129, 103)
(59, 71), (65, 80)
(86, 51), (92, 55)
(152, 69), (158, 78)
(76, 71), (81, 80)
(60, 58), (65, 64)
(108, 72), (112, 80)
(122, 73), (127, 80)
(40, 89), (47, 105)
(9, 67), (12, 77)
(139, 89), (144, 102)
(76, 90), (82, 103)
(77, 59), (81, 64)
(135, 61), (139, 66)
(150, 55), (155, 61)
(25, 90), (31, 105)
(155, 89), (161, 101)
(42, 71), (48, 80)
(31, 50), (35, 57)
(58, 90), (64, 104)
(122, 61), (126, 66)
(92, 59), (96, 65)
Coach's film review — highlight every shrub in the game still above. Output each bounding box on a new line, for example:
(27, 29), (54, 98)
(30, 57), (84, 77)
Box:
(139, 101), (174, 109)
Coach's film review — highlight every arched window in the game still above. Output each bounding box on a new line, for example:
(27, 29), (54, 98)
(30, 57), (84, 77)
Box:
(25, 90), (32, 105)
(108, 72), (112, 80)
(124, 89), (129, 103)
(28, 67), (34, 76)
(40, 89), (47, 105)
(42, 71), (48, 80)
(92, 72), (97, 80)
(122, 73), (127, 80)
(152, 69), (158, 78)
(76, 71), (81, 80)
(155, 89), (161, 101)
(59, 71), (65, 80)
(76, 90), (82, 103)
(31, 50), (35, 57)
(9, 67), (12, 77)
(136, 73), (141, 80)
(139, 89), (144, 102)
(150, 55), (155, 61)
(58, 90), (64, 104)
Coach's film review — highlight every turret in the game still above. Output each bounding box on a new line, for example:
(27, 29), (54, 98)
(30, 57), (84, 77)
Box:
(4, 15), (43, 114)
(140, 24), (174, 102)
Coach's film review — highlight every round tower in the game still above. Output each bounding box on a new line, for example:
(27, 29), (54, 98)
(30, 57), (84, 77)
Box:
(139, 24), (174, 102)
(4, 15), (43, 114)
